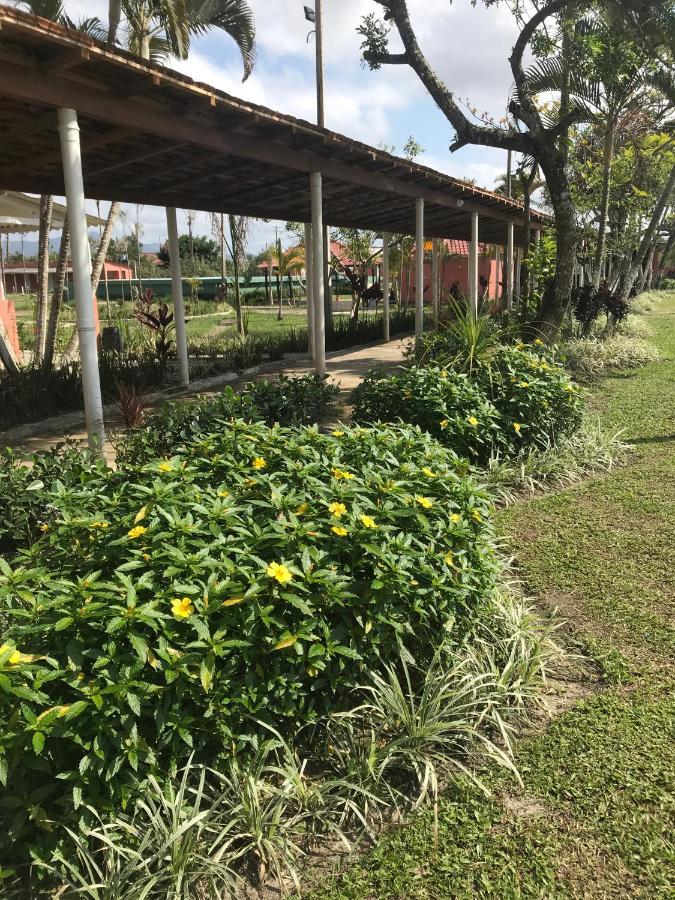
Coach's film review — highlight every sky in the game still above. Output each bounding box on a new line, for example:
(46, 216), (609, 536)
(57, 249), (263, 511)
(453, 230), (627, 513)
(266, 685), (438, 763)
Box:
(27, 0), (524, 254)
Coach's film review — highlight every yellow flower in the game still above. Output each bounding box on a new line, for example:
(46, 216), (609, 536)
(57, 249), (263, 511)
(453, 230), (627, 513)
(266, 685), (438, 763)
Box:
(307, 664), (318, 676)
(267, 562), (293, 584)
(451, 513), (462, 523)
(416, 496), (433, 509)
(444, 550), (455, 566)
(534, 338), (544, 346)
(40, 523), (49, 533)
(513, 422), (522, 434)
(273, 635), (297, 651)
(421, 467), (437, 478)
(222, 595), (245, 607)
(565, 384), (575, 392)
(439, 419), (449, 430)
(440, 369), (448, 378)
(540, 361), (550, 370)
(359, 514), (377, 529)
(295, 502), (309, 515)
(331, 467), (355, 480)
(134, 506), (147, 524)
(332, 430), (345, 437)
(471, 509), (482, 522)
(252, 457), (267, 470)
(331, 525), (348, 536)
(519, 381), (529, 388)
(158, 461), (173, 473)
(127, 526), (147, 540)
(328, 501), (347, 518)
(142, 553), (151, 562)
(217, 490), (230, 498)
(364, 620), (373, 634)
(90, 521), (109, 530)
(467, 416), (479, 427)
(171, 597), (194, 619)
(516, 342), (525, 350)
(1, 644), (21, 666)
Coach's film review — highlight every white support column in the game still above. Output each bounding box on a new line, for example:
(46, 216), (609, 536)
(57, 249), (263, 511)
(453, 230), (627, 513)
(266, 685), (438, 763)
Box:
(506, 221), (515, 311)
(166, 207), (189, 387)
(57, 108), (105, 452)
(469, 211), (479, 318)
(415, 198), (424, 338)
(310, 172), (326, 375)
(382, 231), (390, 342)
(494, 245), (501, 302)
(431, 238), (440, 327)
(514, 248), (522, 302)
(304, 222), (315, 360)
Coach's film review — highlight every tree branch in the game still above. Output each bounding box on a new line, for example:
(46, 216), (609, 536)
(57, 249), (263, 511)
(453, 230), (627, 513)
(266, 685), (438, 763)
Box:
(364, 51), (409, 65)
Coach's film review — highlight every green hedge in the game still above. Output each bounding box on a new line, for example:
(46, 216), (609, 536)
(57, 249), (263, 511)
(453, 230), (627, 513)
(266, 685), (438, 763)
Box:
(0, 422), (497, 866)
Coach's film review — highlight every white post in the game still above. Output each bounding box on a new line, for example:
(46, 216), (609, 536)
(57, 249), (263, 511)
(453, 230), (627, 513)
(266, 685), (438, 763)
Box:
(166, 207), (189, 387)
(506, 221), (515, 311)
(494, 245), (501, 301)
(515, 248), (522, 302)
(57, 108), (105, 452)
(304, 222), (315, 360)
(310, 172), (326, 375)
(415, 198), (424, 338)
(382, 231), (390, 342)
(431, 238), (440, 327)
(469, 211), (479, 318)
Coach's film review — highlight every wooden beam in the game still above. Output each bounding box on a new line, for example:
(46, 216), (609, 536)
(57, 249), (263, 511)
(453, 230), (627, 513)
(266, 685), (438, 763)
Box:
(42, 46), (90, 76)
(2, 125), (135, 178)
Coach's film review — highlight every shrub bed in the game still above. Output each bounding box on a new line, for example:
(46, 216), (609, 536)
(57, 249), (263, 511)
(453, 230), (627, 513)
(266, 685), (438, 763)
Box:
(561, 334), (661, 380)
(0, 422), (497, 868)
(352, 347), (583, 464)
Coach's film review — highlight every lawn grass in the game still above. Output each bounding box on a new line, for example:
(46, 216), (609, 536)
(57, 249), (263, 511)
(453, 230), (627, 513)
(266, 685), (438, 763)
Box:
(308, 291), (675, 899)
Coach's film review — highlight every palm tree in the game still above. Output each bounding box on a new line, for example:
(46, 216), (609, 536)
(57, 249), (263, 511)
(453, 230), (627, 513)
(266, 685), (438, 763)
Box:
(274, 243), (305, 319)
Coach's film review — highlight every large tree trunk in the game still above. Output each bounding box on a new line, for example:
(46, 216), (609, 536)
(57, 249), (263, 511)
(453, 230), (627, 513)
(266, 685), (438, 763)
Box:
(655, 228), (674, 287)
(107, 0), (122, 44)
(637, 243), (657, 295)
(43, 218), (70, 371)
(593, 120), (616, 288)
(619, 162), (675, 302)
(228, 215), (245, 337)
(35, 194), (54, 361)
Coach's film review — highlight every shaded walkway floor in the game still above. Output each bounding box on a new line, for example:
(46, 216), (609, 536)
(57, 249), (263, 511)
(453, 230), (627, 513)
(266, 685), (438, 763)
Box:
(2, 336), (411, 461)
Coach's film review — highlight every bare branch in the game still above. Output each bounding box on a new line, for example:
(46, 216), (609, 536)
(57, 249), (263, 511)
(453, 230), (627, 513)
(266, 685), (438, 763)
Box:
(364, 51), (409, 65)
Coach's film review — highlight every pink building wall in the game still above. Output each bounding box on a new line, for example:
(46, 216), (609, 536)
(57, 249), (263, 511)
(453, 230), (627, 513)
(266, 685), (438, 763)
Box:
(401, 252), (500, 305)
(0, 299), (20, 358)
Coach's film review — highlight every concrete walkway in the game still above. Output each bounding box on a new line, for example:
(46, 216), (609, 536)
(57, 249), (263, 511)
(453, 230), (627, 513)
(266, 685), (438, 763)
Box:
(3, 336), (411, 460)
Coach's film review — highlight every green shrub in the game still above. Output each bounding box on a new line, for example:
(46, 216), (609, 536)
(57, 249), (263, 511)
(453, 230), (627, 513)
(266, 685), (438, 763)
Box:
(475, 345), (584, 451)
(561, 335), (661, 380)
(0, 422), (497, 866)
(116, 375), (339, 465)
(351, 366), (502, 464)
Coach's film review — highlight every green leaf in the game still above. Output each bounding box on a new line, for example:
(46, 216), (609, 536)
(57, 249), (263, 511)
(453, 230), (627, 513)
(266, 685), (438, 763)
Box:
(129, 633), (149, 662)
(54, 617), (74, 632)
(32, 733), (45, 755)
(126, 693), (141, 716)
(200, 653), (215, 693)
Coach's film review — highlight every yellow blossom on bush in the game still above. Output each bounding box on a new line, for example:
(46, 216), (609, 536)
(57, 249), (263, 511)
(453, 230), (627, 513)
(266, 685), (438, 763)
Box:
(127, 526), (147, 540)
(295, 502), (309, 515)
(267, 561), (293, 584)
(534, 338), (544, 346)
(565, 384), (575, 392)
(331, 467), (355, 480)
(421, 467), (437, 478)
(90, 521), (109, 530)
(331, 525), (348, 536)
(364, 620), (373, 634)
(40, 523), (49, 533)
(252, 457), (267, 470)
(444, 550), (454, 566)
(171, 597), (194, 619)
(439, 419), (449, 430)
(328, 501), (347, 518)
(471, 509), (482, 522)
(158, 461), (173, 473)
(332, 430), (345, 437)
(513, 422), (522, 434)
(519, 381), (529, 388)
(416, 496), (433, 509)
(217, 490), (230, 498)
(359, 514), (377, 529)
(451, 513), (462, 523)
(467, 416), (479, 427)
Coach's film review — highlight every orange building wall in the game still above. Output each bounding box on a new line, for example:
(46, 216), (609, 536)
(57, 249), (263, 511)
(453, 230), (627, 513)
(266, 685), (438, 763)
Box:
(0, 299), (20, 357)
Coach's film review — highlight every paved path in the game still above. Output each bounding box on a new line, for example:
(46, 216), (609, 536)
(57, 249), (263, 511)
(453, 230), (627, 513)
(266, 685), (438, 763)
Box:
(3, 336), (411, 461)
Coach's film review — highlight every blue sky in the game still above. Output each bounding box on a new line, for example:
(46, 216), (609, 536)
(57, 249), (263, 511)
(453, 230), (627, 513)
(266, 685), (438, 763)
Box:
(48, 1), (525, 253)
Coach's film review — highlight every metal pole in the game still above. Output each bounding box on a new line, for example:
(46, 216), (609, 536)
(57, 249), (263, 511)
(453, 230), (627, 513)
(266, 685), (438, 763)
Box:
(506, 149), (512, 199)
(166, 206), (189, 386)
(415, 198), (424, 339)
(506, 221), (515, 311)
(315, 0), (325, 128)
(382, 231), (390, 342)
(304, 221), (315, 360)
(431, 238), (439, 327)
(310, 171), (326, 375)
(57, 108), (105, 453)
(469, 212), (479, 318)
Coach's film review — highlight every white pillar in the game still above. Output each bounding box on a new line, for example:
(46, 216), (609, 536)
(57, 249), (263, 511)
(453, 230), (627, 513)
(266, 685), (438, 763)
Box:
(415, 198), (424, 338)
(494, 246), (501, 301)
(506, 221), (515, 311)
(310, 172), (326, 375)
(166, 207), (189, 387)
(57, 108), (105, 453)
(431, 238), (440, 327)
(304, 222), (315, 360)
(469, 211), (479, 318)
(515, 248), (522, 302)
(382, 231), (390, 342)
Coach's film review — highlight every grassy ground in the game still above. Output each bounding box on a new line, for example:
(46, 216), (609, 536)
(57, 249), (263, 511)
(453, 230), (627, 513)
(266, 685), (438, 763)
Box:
(308, 291), (675, 899)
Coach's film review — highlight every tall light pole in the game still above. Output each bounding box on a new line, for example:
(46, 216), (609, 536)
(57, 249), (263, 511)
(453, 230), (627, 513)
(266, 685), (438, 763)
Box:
(305, 2), (331, 326)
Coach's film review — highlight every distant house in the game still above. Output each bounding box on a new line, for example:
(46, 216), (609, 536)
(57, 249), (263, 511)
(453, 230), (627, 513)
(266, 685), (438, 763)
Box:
(2, 259), (133, 294)
(401, 239), (501, 302)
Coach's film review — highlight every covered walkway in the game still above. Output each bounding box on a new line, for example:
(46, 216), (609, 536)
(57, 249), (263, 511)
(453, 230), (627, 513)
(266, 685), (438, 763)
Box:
(0, 7), (551, 453)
